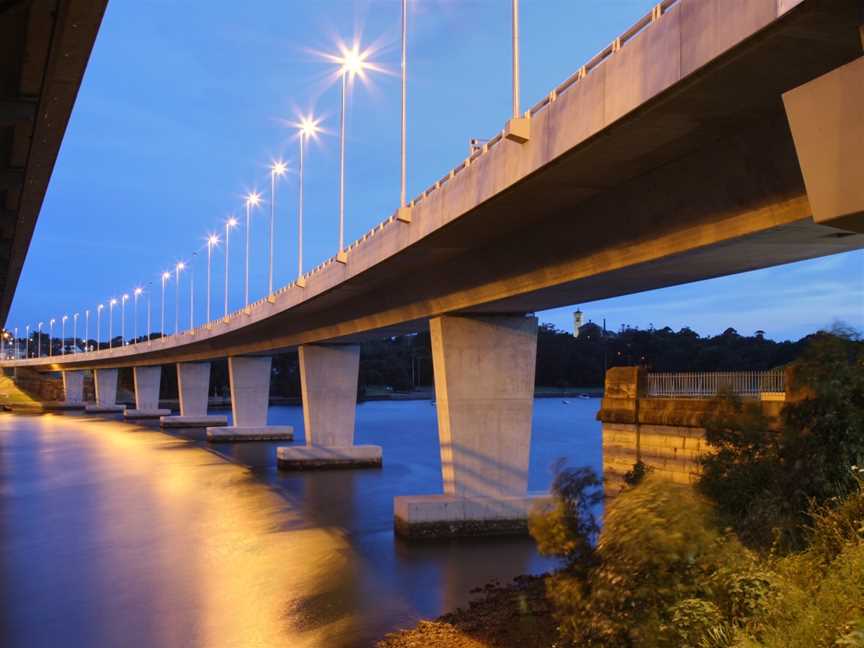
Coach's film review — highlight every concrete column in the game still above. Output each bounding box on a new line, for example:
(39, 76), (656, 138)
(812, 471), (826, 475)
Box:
(783, 56), (864, 233)
(277, 344), (381, 469)
(160, 362), (227, 428)
(394, 314), (549, 538)
(207, 356), (292, 441)
(62, 371), (84, 405)
(85, 368), (124, 413)
(125, 366), (170, 419)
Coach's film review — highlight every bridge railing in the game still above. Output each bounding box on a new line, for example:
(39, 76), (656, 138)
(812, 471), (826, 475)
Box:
(646, 368), (786, 399)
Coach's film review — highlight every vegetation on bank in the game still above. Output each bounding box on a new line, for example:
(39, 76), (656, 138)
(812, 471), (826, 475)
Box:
(528, 329), (864, 647)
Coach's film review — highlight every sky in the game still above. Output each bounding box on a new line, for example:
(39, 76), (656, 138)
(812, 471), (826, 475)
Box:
(8, 0), (863, 342)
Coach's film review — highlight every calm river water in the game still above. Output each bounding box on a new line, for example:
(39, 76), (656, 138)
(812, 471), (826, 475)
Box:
(0, 399), (601, 648)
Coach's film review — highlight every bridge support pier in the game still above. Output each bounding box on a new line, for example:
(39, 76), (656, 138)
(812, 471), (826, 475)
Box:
(160, 362), (227, 428)
(85, 368), (124, 413)
(394, 314), (549, 539)
(125, 366), (170, 419)
(277, 344), (381, 470)
(207, 356), (293, 442)
(56, 371), (86, 409)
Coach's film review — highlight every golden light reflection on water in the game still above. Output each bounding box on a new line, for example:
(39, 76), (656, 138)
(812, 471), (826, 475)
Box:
(14, 414), (363, 648)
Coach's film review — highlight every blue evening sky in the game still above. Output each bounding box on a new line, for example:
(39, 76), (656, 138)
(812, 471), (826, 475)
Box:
(8, 0), (863, 341)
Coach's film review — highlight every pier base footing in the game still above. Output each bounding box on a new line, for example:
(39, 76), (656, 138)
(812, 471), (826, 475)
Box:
(124, 409), (171, 419)
(85, 404), (125, 414)
(160, 415), (227, 428)
(394, 494), (552, 539)
(206, 425), (294, 442)
(276, 445), (382, 470)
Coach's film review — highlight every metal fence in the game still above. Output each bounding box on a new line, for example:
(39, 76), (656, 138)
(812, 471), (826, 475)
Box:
(646, 369), (785, 399)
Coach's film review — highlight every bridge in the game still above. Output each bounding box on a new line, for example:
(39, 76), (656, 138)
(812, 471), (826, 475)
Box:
(1, 0), (862, 537)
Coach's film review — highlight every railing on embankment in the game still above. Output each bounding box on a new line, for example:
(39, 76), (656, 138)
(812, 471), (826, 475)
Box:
(645, 368), (785, 400)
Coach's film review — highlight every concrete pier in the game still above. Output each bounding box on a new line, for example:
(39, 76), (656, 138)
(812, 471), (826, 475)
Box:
(160, 362), (226, 428)
(207, 356), (292, 442)
(85, 368), (124, 414)
(125, 366), (170, 419)
(394, 315), (548, 538)
(277, 344), (381, 469)
(51, 370), (86, 410)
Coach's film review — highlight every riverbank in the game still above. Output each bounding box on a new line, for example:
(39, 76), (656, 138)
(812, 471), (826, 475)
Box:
(377, 576), (556, 648)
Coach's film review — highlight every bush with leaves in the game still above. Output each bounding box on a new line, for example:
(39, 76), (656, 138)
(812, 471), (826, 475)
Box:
(699, 330), (864, 550)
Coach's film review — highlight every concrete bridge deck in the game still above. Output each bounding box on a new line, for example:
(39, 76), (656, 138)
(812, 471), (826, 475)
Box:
(3, 0), (862, 373)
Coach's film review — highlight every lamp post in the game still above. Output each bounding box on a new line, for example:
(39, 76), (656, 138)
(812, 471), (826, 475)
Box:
(161, 271), (170, 337)
(13, 327), (17, 359)
(269, 162), (287, 295)
(146, 284), (152, 344)
(25, 325), (29, 358)
(224, 217), (237, 317)
(85, 310), (90, 352)
(108, 300), (116, 348)
(207, 234), (219, 322)
(334, 44), (372, 263)
(512, 0), (521, 119)
(49, 318), (55, 356)
(401, 0), (408, 209)
(97, 304), (104, 350)
(37, 322), (43, 358)
(189, 253), (196, 329)
(73, 313), (79, 352)
(61, 315), (67, 355)
(175, 262), (184, 334)
(121, 294), (129, 345)
(244, 193), (260, 307)
(297, 117), (321, 285)
(133, 288), (142, 343)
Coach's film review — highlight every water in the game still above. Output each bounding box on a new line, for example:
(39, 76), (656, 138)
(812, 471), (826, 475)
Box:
(0, 399), (602, 648)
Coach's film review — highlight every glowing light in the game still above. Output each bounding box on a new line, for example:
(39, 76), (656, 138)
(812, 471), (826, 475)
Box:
(98, 304), (104, 311)
(271, 161), (287, 176)
(134, 287), (143, 296)
(227, 217), (238, 228)
(162, 271), (171, 280)
(122, 294), (129, 302)
(246, 192), (261, 207)
(62, 315), (68, 321)
(336, 45), (369, 78)
(176, 262), (185, 271)
(298, 115), (322, 139)
(208, 234), (220, 246)
(109, 299), (117, 306)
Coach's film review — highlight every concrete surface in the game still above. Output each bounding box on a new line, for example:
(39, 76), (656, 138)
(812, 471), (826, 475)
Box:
(393, 494), (552, 539)
(133, 366), (162, 412)
(124, 408), (171, 419)
(299, 344), (360, 447)
(4, 0), (861, 374)
(207, 426), (294, 442)
(276, 445), (381, 470)
(85, 404), (125, 414)
(62, 370), (84, 404)
(177, 362), (210, 417)
(93, 368), (118, 407)
(161, 414), (227, 428)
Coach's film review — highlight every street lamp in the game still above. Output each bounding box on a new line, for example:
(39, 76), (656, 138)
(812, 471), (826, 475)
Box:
(189, 252), (197, 329)
(85, 310), (90, 352)
(161, 271), (170, 337)
(269, 161), (287, 295)
(207, 234), (219, 322)
(297, 116), (321, 286)
(224, 217), (237, 317)
(108, 300), (116, 348)
(401, 0), (409, 212)
(97, 304), (104, 350)
(512, 0), (521, 119)
(175, 262), (184, 334)
(121, 294), (129, 345)
(73, 313), (79, 352)
(244, 192), (261, 306)
(61, 315), (67, 355)
(146, 283), (152, 344)
(49, 318), (55, 356)
(37, 322), (43, 358)
(133, 288), (142, 343)
(333, 43), (373, 263)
